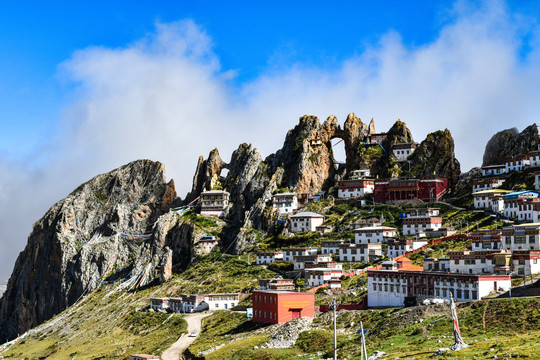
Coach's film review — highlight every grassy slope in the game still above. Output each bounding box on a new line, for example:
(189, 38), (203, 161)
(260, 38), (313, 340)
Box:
(1, 255), (278, 359)
(186, 298), (540, 360)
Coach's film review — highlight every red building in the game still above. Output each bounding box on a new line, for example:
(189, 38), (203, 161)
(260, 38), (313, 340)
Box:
(374, 177), (448, 203)
(252, 290), (315, 324)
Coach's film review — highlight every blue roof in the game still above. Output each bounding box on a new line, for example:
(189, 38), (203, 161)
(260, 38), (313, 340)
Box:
(502, 190), (540, 199)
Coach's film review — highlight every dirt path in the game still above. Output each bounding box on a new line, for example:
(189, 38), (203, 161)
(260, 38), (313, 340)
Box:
(161, 312), (212, 360)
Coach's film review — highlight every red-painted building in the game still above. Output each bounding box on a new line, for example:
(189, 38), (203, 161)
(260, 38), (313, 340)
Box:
(374, 177), (448, 203)
(252, 290), (315, 324)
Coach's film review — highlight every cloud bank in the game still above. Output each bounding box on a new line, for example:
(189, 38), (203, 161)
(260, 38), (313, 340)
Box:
(2, 1), (540, 282)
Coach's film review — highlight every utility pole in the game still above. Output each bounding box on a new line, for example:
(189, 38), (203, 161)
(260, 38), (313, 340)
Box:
(330, 297), (340, 360)
(360, 321), (368, 360)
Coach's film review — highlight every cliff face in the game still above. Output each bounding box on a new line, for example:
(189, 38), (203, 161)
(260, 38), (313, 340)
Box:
(0, 160), (183, 342)
(189, 115), (461, 251)
(482, 125), (539, 166)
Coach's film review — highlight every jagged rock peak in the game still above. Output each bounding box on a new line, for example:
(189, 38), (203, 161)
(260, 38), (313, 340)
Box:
(482, 124), (539, 166)
(185, 148), (228, 203)
(382, 119), (414, 150)
(409, 129), (461, 188)
(0, 159), (176, 342)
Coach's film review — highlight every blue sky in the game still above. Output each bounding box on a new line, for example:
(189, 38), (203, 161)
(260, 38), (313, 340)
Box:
(2, 0), (540, 282)
(0, 1), (474, 158)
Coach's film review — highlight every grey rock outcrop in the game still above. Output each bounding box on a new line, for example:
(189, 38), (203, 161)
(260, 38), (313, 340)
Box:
(482, 125), (539, 166)
(408, 129), (461, 188)
(0, 160), (179, 342)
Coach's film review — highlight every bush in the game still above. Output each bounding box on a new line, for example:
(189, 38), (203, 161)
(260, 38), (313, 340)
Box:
(296, 330), (333, 353)
(268, 261), (294, 271)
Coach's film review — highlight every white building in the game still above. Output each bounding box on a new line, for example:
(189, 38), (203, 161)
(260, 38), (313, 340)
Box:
(403, 217), (442, 236)
(321, 240), (345, 254)
(530, 150), (540, 168)
(387, 239), (428, 258)
(305, 268), (342, 287)
(367, 269), (511, 307)
(473, 189), (512, 210)
(293, 254), (332, 270)
(282, 247), (318, 262)
(150, 293), (240, 312)
(272, 193), (298, 214)
(472, 178), (505, 193)
(481, 164), (506, 177)
(405, 208), (440, 218)
(392, 143), (418, 161)
(337, 179), (375, 199)
(256, 252), (284, 265)
(501, 224), (540, 251)
(200, 190), (230, 217)
(536, 171), (540, 191)
(197, 236), (219, 255)
(350, 169), (371, 179)
(338, 243), (382, 263)
(290, 212), (325, 233)
(511, 250), (540, 276)
(354, 226), (397, 244)
(505, 155), (530, 173)
(470, 230), (502, 251)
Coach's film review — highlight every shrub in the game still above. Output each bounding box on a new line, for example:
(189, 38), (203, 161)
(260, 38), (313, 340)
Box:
(296, 330), (333, 353)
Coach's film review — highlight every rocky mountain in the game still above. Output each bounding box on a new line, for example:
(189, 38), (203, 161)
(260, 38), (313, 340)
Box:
(408, 129), (461, 188)
(482, 125), (539, 166)
(188, 115), (460, 251)
(0, 160), (183, 342)
(0, 114), (462, 342)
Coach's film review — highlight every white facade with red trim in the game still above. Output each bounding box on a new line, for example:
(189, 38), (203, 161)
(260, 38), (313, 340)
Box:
(282, 247), (318, 262)
(256, 252), (284, 265)
(337, 179), (375, 199)
(338, 243), (382, 262)
(367, 269), (511, 307)
(388, 239), (428, 258)
(305, 268), (343, 287)
(354, 226), (397, 244)
(403, 217), (442, 236)
(290, 212), (325, 233)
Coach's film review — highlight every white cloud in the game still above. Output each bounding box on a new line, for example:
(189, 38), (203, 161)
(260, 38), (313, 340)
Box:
(2, 2), (540, 281)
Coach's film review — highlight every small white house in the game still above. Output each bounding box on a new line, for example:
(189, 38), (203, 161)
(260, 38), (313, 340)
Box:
(481, 164), (506, 177)
(402, 217), (442, 236)
(293, 254), (333, 270)
(354, 226), (397, 244)
(472, 178), (505, 193)
(305, 268), (342, 287)
(387, 239), (428, 258)
(530, 150), (540, 168)
(200, 190), (230, 217)
(337, 179), (375, 199)
(272, 192), (298, 214)
(256, 252), (284, 265)
(321, 240), (345, 254)
(282, 247), (318, 262)
(350, 169), (371, 179)
(338, 243), (382, 262)
(392, 143), (418, 161)
(290, 212), (325, 233)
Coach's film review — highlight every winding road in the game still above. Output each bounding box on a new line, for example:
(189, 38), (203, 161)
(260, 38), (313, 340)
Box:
(161, 312), (212, 360)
